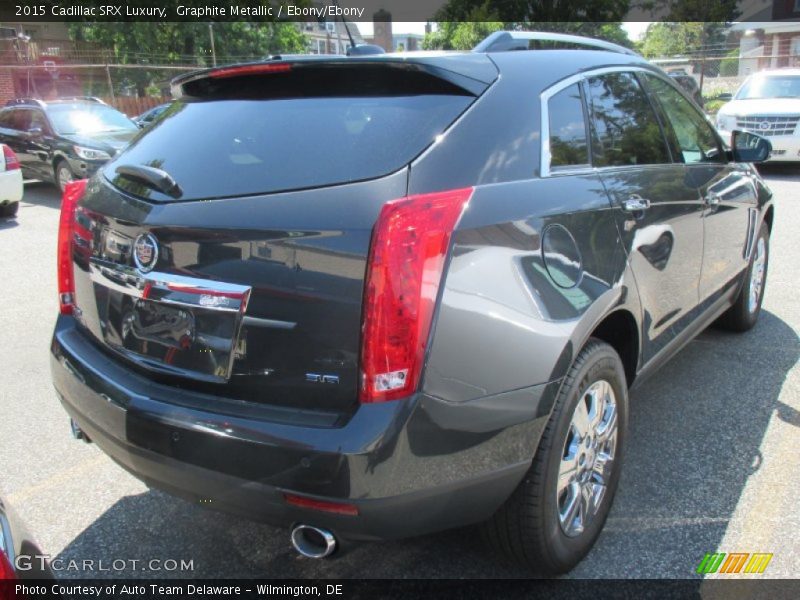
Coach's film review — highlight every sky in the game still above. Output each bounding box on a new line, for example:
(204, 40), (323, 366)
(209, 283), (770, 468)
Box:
(357, 22), (652, 43)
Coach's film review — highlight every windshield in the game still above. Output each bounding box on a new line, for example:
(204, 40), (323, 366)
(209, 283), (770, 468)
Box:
(48, 104), (137, 135)
(736, 75), (800, 99)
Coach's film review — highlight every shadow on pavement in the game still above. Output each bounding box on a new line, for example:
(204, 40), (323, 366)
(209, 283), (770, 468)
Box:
(0, 217), (19, 230)
(54, 311), (798, 579)
(20, 181), (61, 210)
(756, 163), (800, 180)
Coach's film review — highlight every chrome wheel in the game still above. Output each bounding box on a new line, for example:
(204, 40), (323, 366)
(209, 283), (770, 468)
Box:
(57, 164), (73, 193)
(748, 237), (766, 314)
(557, 379), (618, 537)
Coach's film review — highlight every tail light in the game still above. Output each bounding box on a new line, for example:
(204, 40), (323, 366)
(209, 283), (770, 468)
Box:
(359, 187), (473, 403)
(2, 146), (19, 171)
(0, 548), (15, 580)
(209, 63), (292, 79)
(57, 179), (88, 315)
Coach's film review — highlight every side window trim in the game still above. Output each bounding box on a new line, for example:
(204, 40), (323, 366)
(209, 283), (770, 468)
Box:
(541, 65), (681, 177)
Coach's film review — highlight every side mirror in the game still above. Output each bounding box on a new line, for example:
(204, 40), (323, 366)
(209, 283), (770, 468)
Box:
(718, 92), (733, 102)
(731, 130), (772, 163)
(27, 126), (43, 137)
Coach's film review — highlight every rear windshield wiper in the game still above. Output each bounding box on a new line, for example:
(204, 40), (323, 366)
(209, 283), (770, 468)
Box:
(115, 164), (183, 199)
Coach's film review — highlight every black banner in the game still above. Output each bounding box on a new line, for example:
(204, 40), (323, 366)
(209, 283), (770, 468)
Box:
(4, 579), (800, 600)
(0, 0), (783, 23)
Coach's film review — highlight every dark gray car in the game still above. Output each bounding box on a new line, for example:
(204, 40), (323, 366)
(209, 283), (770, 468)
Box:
(50, 31), (774, 574)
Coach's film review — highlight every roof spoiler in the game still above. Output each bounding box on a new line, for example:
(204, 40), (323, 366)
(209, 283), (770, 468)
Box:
(473, 31), (639, 56)
(171, 56), (498, 99)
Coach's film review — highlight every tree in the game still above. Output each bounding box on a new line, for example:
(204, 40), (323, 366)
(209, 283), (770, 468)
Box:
(422, 0), (632, 51)
(69, 21), (308, 96)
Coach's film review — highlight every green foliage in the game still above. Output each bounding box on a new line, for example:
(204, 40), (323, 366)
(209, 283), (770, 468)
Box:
(68, 21), (308, 95)
(719, 48), (739, 77)
(703, 99), (726, 115)
(639, 22), (728, 58)
(424, 0), (632, 50)
(423, 22), (504, 50)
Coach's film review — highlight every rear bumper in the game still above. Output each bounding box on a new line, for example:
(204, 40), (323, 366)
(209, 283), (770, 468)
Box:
(0, 170), (23, 203)
(51, 316), (555, 541)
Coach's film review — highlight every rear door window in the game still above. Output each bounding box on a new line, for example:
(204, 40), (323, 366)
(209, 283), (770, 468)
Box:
(547, 83), (590, 170)
(585, 72), (671, 167)
(106, 94), (473, 201)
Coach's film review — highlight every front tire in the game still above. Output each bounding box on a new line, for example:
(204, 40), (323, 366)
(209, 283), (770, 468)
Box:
(716, 222), (769, 332)
(55, 160), (76, 194)
(483, 339), (628, 574)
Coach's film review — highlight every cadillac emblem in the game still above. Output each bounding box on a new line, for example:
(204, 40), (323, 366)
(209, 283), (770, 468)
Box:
(133, 232), (159, 273)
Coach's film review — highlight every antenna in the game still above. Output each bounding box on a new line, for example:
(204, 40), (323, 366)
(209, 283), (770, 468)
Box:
(333, 0), (356, 50)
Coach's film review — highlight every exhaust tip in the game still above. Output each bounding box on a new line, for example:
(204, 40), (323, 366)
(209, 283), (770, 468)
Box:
(291, 524), (337, 559)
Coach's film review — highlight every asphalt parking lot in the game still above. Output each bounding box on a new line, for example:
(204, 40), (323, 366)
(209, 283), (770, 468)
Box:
(1, 169), (798, 580)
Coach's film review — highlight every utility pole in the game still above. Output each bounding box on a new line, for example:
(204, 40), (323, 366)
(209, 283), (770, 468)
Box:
(209, 23), (217, 67)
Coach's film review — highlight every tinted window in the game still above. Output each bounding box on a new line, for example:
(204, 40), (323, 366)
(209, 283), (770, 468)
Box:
(645, 76), (723, 164)
(548, 83), (589, 169)
(585, 72), (671, 167)
(106, 95), (472, 201)
(12, 109), (32, 132)
(0, 110), (15, 129)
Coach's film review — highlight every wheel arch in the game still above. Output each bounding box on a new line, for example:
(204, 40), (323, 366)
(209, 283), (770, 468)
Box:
(584, 309), (639, 388)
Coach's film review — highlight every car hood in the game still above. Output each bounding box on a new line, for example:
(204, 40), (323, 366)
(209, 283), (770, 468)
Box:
(719, 98), (800, 117)
(63, 130), (138, 153)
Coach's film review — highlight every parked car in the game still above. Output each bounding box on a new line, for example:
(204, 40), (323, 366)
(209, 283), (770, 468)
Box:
(716, 69), (800, 161)
(133, 102), (171, 128)
(50, 31), (774, 574)
(0, 144), (22, 218)
(0, 494), (55, 580)
(0, 97), (139, 192)
(668, 71), (704, 107)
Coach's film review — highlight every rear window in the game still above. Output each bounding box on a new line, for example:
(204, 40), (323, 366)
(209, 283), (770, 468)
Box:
(105, 94), (472, 201)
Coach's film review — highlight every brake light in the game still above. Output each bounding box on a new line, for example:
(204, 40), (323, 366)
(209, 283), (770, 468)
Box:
(2, 145), (19, 171)
(58, 179), (88, 315)
(359, 187), (473, 403)
(209, 63), (292, 79)
(283, 493), (359, 516)
(0, 548), (15, 580)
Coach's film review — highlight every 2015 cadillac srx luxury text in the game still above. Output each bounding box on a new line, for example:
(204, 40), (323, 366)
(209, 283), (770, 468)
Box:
(50, 32), (775, 573)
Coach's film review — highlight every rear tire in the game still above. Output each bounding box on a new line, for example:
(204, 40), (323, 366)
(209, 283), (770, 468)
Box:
(716, 222), (769, 332)
(0, 201), (18, 218)
(483, 339), (628, 574)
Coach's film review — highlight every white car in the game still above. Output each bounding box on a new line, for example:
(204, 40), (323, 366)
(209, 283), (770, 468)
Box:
(716, 69), (800, 162)
(0, 143), (23, 218)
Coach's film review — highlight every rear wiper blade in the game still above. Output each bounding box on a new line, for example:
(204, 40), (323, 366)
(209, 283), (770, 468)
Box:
(115, 164), (183, 199)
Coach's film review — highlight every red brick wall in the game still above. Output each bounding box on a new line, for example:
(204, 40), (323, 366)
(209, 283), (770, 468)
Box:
(0, 69), (16, 106)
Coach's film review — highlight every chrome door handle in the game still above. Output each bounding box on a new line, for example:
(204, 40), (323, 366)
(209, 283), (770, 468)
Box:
(705, 193), (721, 206)
(622, 196), (651, 212)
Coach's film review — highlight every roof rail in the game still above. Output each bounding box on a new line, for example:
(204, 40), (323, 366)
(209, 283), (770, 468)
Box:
(473, 31), (638, 57)
(5, 98), (47, 108)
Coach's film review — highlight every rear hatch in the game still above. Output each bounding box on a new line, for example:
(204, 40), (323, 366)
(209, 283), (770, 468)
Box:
(69, 56), (496, 413)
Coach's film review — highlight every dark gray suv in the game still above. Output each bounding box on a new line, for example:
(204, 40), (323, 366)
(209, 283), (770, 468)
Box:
(50, 31), (774, 574)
